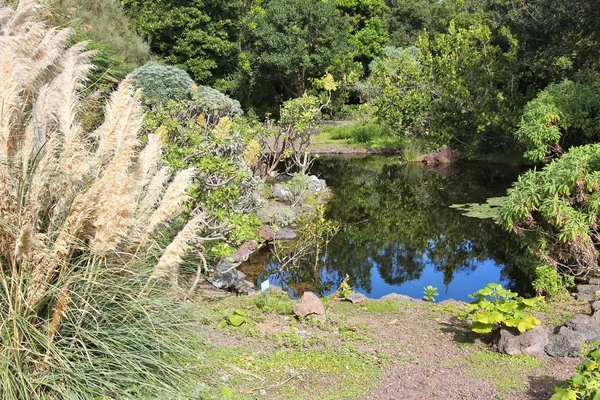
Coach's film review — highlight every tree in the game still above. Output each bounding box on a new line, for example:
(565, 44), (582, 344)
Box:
(122, 0), (244, 88)
(237, 0), (351, 112)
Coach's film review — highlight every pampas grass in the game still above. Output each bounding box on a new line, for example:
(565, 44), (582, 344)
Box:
(0, 2), (202, 398)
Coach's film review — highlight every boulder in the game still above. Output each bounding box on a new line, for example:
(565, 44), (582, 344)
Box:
(230, 241), (258, 263)
(422, 147), (460, 165)
(545, 327), (586, 357)
(259, 228), (274, 242)
(307, 175), (327, 192)
(591, 300), (600, 318)
(588, 277), (600, 285)
(564, 314), (600, 341)
(574, 284), (599, 301)
(274, 227), (297, 240)
(345, 292), (368, 304)
(292, 291), (325, 317)
(496, 325), (550, 356)
(438, 299), (466, 307)
(380, 293), (419, 302)
(207, 262), (246, 290)
(273, 184), (291, 202)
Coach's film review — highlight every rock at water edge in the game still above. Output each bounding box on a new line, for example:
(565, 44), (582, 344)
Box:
(293, 291), (325, 317)
(545, 327), (586, 357)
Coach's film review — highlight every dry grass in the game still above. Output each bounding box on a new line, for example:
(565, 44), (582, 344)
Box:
(0, 2), (203, 397)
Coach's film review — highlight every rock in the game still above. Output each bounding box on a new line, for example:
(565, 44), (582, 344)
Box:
(574, 284), (599, 301)
(274, 227), (297, 240)
(307, 175), (327, 192)
(273, 184), (291, 202)
(207, 262), (244, 290)
(545, 327), (586, 357)
(565, 314), (600, 341)
(496, 325), (550, 356)
(259, 228), (274, 241)
(588, 277), (600, 285)
(230, 241), (258, 263)
(591, 300), (600, 318)
(422, 146), (460, 165)
(233, 280), (256, 295)
(345, 292), (368, 304)
(292, 291), (325, 317)
(380, 293), (420, 302)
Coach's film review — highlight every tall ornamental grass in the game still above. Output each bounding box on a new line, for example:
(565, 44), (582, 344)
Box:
(0, 1), (203, 398)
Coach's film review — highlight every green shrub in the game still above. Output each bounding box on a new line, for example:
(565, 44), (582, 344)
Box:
(533, 265), (575, 298)
(132, 62), (195, 105)
(551, 342), (600, 399)
(194, 85), (243, 117)
(423, 285), (439, 302)
(466, 284), (543, 334)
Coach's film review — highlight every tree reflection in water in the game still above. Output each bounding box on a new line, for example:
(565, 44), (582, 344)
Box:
(241, 156), (537, 301)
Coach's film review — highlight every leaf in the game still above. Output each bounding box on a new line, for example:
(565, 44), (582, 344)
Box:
(520, 296), (544, 307)
(471, 321), (493, 334)
(217, 319), (228, 329)
(229, 314), (247, 327)
(234, 309), (247, 317)
(550, 388), (577, 400)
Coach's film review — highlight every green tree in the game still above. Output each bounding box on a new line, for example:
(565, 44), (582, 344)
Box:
(237, 0), (351, 112)
(122, 0), (244, 88)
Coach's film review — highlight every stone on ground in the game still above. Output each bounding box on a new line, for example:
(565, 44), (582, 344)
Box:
(496, 325), (549, 356)
(545, 326), (586, 357)
(345, 292), (368, 304)
(564, 314), (600, 341)
(292, 291), (325, 317)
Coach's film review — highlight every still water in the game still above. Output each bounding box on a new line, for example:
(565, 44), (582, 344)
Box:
(241, 156), (536, 302)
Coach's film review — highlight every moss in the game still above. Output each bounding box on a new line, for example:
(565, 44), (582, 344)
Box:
(442, 349), (546, 393)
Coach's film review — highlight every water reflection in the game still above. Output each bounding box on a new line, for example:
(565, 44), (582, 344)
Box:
(241, 157), (537, 301)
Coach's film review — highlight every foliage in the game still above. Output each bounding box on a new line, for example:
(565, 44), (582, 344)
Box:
(551, 342), (600, 400)
(122, 0), (243, 86)
(423, 285), (439, 302)
(515, 79), (600, 162)
(140, 99), (263, 259)
(465, 284), (543, 334)
(194, 84), (243, 117)
(255, 93), (325, 177)
(497, 143), (600, 276)
(131, 62), (194, 106)
(340, 280), (354, 298)
(282, 173), (310, 207)
(533, 265), (575, 298)
(237, 0), (351, 111)
(259, 206), (297, 228)
(217, 309), (250, 328)
(0, 5), (205, 397)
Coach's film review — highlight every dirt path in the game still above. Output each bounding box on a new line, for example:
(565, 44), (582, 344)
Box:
(194, 290), (587, 399)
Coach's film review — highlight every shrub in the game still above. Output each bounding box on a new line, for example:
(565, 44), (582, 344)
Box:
(194, 84), (243, 117)
(132, 62), (194, 105)
(0, 4), (202, 397)
(533, 265), (575, 298)
(498, 143), (600, 276)
(466, 284), (543, 334)
(551, 342), (600, 399)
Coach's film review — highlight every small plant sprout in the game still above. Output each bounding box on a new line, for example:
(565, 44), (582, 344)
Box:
(423, 286), (439, 302)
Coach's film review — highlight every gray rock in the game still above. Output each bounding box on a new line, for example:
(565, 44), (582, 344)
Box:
(565, 314), (600, 341)
(292, 291), (325, 317)
(496, 325), (550, 356)
(380, 293), (419, 302)
(274, 227), (297, 240)
(345, 292), (368, 304)
(591, 301), (600, 318)
(545, 327), (586, 357)
(307, 175), (326, 192)
(273, 184), (291, 202)
(574, 284), (599, 301)
(207, 262), (247, 291)
(588, 277), (600, 285)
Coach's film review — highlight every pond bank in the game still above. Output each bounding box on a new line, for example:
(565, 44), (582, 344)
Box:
(192, 284), (588, 399)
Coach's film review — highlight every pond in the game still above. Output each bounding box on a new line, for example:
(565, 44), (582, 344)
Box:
(240, 156), (537, 302)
